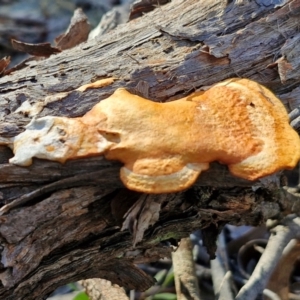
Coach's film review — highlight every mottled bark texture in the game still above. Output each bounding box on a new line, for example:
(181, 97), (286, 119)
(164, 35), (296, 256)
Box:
(172, 237), (201, 300)
(80, 278), (129, 300)
(0, 0), (300, 299)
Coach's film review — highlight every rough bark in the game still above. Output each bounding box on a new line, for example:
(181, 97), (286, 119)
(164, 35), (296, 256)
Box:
(80, 278), (129, 300)
(0, 0), (300, 299)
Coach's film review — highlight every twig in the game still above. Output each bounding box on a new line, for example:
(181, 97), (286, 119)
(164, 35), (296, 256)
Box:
(211, 230), (235, 300)
(262, 289), (281, 300)
(267, 239), (300, 299)
(172, 237), (202, 300)
(235, 215), (300, 300)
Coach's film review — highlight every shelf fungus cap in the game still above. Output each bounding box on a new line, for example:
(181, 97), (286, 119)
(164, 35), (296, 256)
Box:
(8, 78), (300, 193)
(212, 78), (300, 181)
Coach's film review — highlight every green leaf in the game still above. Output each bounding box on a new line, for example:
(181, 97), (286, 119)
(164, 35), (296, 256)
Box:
(161, 267), (174, 287)
(154, 269), (168, 284)
(73, 291), (90, 300)
(152, 292), (177, 300)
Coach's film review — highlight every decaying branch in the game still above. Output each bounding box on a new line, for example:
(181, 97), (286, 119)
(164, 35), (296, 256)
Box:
(0, 0), (300, 299)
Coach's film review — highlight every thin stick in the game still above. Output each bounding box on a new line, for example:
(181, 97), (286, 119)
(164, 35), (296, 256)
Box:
(211, 230), (235, 300)
(236, 216), (300, 300)
(172, 237), (202, 300)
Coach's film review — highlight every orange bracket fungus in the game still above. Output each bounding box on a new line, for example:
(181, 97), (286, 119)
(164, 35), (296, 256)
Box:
(7, 78), (300, 193)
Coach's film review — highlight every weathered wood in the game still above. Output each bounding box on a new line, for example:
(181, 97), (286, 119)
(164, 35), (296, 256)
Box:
(0, 0), (300, 299)
(1, 0), (300, 132)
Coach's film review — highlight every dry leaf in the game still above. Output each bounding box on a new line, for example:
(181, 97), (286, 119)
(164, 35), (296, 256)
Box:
(55, 8), (90, 50)
(11, 39), (61, 57)
(129, 0), (170, 20)
(0, 56), (10, 76)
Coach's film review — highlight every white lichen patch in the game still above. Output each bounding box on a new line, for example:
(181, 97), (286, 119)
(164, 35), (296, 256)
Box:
(15, 100), (45, 117)
(9, 116), (113, 166)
